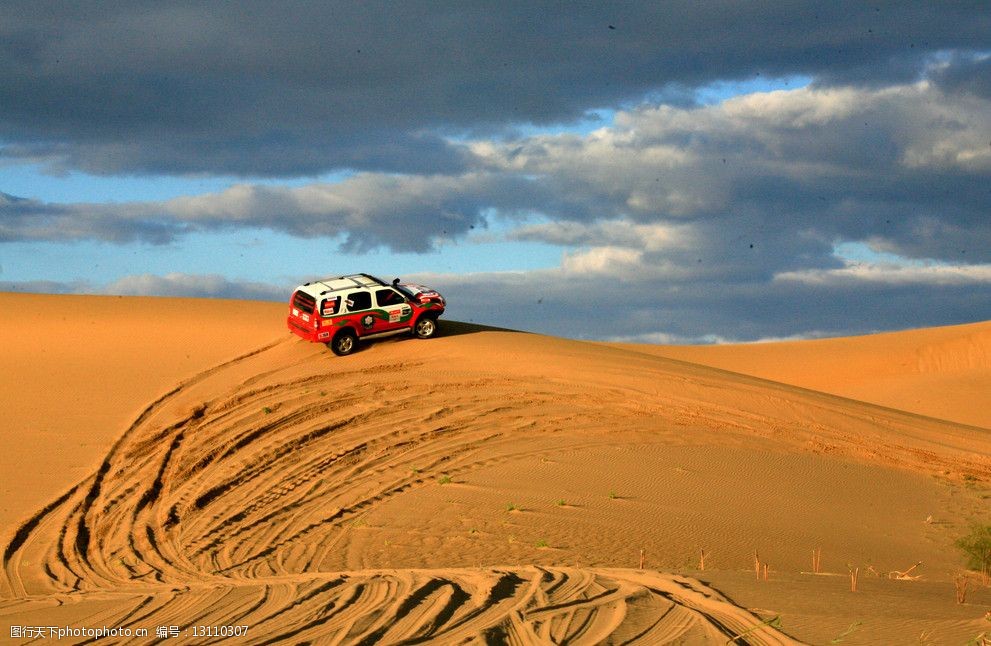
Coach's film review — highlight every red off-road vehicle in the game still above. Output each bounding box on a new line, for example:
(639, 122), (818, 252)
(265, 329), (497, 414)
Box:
(287, 273), (446, 355)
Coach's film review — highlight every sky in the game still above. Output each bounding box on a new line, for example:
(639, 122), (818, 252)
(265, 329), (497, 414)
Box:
(2, 2), (990, 343)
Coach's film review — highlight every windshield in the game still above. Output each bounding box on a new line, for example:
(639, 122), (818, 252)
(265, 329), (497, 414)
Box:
(393, 283), (417, 300)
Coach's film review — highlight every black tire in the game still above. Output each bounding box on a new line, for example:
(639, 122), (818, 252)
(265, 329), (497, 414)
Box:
(328, 329), (358, 356)
(413, 315), (438, 339)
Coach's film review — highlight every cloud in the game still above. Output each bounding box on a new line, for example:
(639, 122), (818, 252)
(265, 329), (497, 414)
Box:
(419, 264), (991, 342)
(929, 53), (991, 99)
(776, 262), (991, 286)
(4, 77), (989, 278)
(0, 279), (92, 294)
(104, 273), (286, 301)
(1, 3), (989, 176)
(0, 273), (285, 302)
(509, 220), (691, 252)
(0, 173), (548, 250)
(0, 191), (184, 244)
(559, 246), (644, 276)
(474, 80), (991, 268)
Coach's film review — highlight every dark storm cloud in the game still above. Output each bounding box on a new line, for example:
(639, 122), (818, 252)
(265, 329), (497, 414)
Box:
(2, 1), (989, 176)
(931, 55), (991, 99)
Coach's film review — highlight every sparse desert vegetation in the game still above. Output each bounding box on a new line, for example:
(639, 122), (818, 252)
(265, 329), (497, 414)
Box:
(957, 523), (991, 583)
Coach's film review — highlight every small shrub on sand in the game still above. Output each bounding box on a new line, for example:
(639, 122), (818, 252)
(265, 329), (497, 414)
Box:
(956, 523), (991, 581)
(506, 502), (518, 512)
(555, 499), (566, 506)
(438, 474), (452, 485)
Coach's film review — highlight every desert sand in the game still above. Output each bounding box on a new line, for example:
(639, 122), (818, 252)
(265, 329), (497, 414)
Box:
(1, 292), (990, 644)
(616, 320), (991, 430)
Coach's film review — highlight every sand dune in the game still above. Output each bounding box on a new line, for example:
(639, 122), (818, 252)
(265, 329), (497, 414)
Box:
(0, 293), (285, 531)
(2, 293), (990, 644)
(620, 320), (991, 429)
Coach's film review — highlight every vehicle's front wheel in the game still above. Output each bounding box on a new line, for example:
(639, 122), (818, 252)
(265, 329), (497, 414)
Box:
(413, 315), (438, 339)
(328, 330), (358, 356)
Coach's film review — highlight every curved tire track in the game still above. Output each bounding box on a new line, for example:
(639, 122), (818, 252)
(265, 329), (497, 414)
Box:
(8, 329), (981, 642)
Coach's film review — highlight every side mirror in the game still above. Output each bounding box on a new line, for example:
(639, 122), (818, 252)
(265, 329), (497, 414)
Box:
(392, 277), (400, 286)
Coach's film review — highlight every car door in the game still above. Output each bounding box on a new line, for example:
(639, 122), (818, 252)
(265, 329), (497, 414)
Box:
(343, 290), (378, 336)
(375, 288), (414, 331)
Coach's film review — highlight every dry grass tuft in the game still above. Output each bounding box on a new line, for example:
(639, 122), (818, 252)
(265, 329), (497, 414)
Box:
(954, 575), (972, 604)
(889, 561), (923, 580)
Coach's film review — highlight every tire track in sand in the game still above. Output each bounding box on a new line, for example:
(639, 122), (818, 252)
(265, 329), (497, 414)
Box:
(12, 333), (938, 642)
(2, 568), (800, 645)
(0, 337), (802, 642)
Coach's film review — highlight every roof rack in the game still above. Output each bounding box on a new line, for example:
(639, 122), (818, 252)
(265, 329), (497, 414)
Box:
(356, 273), (388, 286)
(308, 273), (389, 295)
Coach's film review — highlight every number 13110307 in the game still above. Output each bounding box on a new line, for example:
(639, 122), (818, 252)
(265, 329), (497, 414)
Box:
(191, 625), (249, 638)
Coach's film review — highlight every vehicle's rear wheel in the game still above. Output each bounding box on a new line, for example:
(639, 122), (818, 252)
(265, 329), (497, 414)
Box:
(328, 330), (358, 356)
(413, 315), (438, 339)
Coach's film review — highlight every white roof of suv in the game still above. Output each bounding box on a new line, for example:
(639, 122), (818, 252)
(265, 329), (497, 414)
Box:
(295, 273), (389, 299)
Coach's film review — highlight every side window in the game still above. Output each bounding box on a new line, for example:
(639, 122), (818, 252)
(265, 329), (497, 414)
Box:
(345, 291), (372, 312)
(375, 288), (405, 307)
(320, 296), (341, 317)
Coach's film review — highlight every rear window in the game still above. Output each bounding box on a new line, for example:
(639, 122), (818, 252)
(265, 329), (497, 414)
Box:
(292, 291), (316, 313)
(320, 296), (341, 317)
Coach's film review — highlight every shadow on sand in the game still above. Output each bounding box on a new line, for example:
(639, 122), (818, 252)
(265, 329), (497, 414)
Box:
(437, 320), (527, 338)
